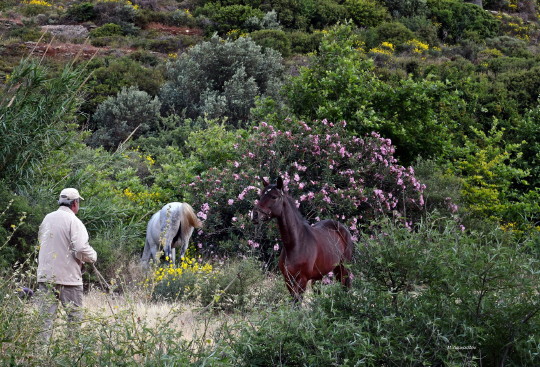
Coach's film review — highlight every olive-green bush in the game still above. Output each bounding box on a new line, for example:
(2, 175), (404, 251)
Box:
(89, 86), (162, 150)
(160, 35), (284, 127)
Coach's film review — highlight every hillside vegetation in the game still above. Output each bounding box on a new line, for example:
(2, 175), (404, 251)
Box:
(1, 0), (540, 365)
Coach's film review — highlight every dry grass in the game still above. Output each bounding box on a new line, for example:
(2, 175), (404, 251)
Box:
(83, 288), (243, 343)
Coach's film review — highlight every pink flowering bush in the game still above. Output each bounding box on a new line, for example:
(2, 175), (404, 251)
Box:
(183, 119), (426, 259)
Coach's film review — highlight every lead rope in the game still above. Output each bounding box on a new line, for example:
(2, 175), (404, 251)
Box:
(91, 263), (116, 314)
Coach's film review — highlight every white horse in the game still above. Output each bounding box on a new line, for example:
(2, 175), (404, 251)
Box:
(141, 202), (203, 265)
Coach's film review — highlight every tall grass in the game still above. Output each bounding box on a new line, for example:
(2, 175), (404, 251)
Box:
(0, 44), (90, 190)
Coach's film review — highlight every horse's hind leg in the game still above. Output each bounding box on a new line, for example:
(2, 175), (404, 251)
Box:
(334, 264), (352, 289)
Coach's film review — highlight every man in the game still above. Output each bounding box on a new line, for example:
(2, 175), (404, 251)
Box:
(36, 188), (97, 341)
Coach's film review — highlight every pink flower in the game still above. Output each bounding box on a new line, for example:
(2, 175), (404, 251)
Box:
(248, 240), (260, 248)
(273, 243), (280, 251)
(228, 199), (234, 205)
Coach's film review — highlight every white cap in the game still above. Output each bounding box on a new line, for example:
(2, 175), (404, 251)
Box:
(58, 188), (84, 203)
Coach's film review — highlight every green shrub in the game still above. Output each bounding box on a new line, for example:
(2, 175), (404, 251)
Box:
(514, 103), (540, 192)
(195, 3), (264, 33)
(399, 15), (440, 45)
(94, 1), (137, 26)
(310, 0), (348, 29)
(160, 35), (284, 127)
(169, 8), (199, 28)
(343, 0), (391, 28)
(199, 258), (266, 311)
(287, 23), (462, 163)
(128, 50), (160, 66)
(0, 188), (46, 270)
(427, 0), (501, 43)
(380, 0), (428, 18)
(0, 0), (18, 11)
(244, 10), (281, 31)
(90, 23), (123, 38)
(7, 25), (47, 42)
(145, 37), (182, 53)
(258, 0), (310, 30)
(485, 35), (531, 58)
(448, 123), (530, 225)
(64, 2), (96, 22)
(20, 3), (54, 17)
(250, 29), (291, 56)
(150, 255), (214, 302)
(288, 30), (323, 54)
(89, 86), (162, 150)
(372, 21), (416, 48)
(83, 56), (164, 122)
(499, 65), (540, 112)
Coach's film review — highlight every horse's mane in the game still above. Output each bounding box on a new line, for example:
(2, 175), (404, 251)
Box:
(283, 192), (310, 226)
(180, 203), (203, 241)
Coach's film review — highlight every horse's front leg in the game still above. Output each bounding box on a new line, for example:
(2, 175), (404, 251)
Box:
(283, 270), (307, 304)
(334, 264), (352, 289)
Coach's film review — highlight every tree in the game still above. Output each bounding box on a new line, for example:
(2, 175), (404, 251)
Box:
(160, 35), (284, 127)
(89, 86), (161, 150)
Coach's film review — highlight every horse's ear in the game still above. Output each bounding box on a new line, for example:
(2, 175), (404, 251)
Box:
(277, 176), (283, 190)
(261, 177), (269, 187)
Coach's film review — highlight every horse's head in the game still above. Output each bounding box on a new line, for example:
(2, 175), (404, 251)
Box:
(251, 177), (285, 224)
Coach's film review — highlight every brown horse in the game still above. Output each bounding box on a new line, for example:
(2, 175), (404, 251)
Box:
(251, 177), (354, 302)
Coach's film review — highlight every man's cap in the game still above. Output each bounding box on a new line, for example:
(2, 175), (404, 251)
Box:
(58, 188), (84, 203)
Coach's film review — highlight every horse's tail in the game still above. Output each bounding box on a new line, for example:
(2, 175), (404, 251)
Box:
(180, 203), (203, 236)
(141, 237), (151, 264)
(339, 223), (354, 262)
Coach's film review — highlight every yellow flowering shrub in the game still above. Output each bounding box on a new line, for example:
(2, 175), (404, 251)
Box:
(405, 39), (429, 54)
(369, 41), (394, 56)
(96, 0), (139, 10)
(148, 255), (214, 301)
(152, 257), (213, 283)
(23, 0), (52, 6)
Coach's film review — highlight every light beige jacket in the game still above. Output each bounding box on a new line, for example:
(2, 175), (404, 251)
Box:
(37, 206), (97, 285)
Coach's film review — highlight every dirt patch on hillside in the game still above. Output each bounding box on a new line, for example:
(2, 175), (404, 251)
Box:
(16, 41), (138, 60)
(145, 22), (203, 36)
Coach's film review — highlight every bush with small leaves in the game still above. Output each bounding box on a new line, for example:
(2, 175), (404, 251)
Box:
(195, 3), (264, 34)
(427, 0), (501, 43)
(399, 15), (440, 45)
(160, 35), (284, 127)
(370, 21), (416, 49)
(310, 0), (348, 29)
(343, 0), (391, 28)
(199, 258), (266, 311)
(83, 56), (164, 122)
(380, 0), (428, 18)
(249, 29), (291, 56)
(64, 2), (96, 22)
(89, 86), (162, 150)
(288, 30), (324, 54)
(90, 23), (123, 38)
